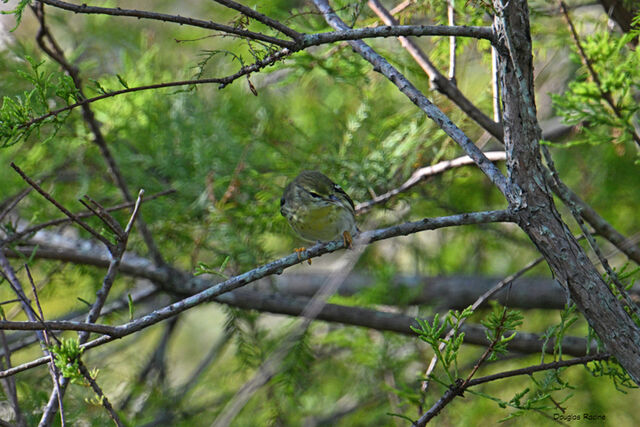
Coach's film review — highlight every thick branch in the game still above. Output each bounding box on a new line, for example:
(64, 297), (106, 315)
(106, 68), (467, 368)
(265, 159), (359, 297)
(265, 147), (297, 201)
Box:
(493, 0), (640, 384)
(0, 288), (599, 379)
(301, 24), (495, 47)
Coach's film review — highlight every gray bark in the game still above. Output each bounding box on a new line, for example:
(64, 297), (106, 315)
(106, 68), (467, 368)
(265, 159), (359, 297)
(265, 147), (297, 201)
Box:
(493, 0), (640, 384)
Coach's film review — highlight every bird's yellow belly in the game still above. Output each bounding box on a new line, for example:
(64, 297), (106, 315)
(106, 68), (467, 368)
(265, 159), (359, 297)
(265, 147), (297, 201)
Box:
(292, 205), (354, 242)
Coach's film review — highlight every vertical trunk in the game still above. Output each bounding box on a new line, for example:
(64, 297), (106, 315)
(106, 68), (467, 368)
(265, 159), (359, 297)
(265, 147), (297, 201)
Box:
(493, 0), (640, 383)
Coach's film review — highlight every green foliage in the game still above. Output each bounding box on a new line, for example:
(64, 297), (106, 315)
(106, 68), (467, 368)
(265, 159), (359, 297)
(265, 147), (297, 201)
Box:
(0, 56), (79, 147)
(550, 29), (640, 155)
(0, 1), (638, 425)
(587, 358), (638, 392)
(541, 303), (579, 359)
(50, 338), (84, 385)
(1, 0), (31, 29)
(411, 306), (474, 381)
(481, 303), (524, 361)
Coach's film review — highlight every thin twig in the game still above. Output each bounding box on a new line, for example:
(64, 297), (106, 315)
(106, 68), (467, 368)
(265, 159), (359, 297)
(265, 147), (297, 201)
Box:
(447, 0), (457, 83)
(40, 0), (296, 48)
(212, 0), (302, 40)
(421, 257), (544, 392)
(0, 320), (120, 336)
(413, 353), (610, 426)
(10, 163), (114, 251)
(0, 189), (174, 247)
(79, 196), (123, 236)
(24, 266), (66, 426)
(356, 152), (506, 213)
(77, 362), (124, 426)
(0, 188), (32, 225)
(367, 0), (503, 141)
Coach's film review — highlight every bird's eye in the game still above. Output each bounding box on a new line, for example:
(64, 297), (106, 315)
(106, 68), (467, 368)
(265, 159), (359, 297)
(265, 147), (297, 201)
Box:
(308, 191), (322, 199)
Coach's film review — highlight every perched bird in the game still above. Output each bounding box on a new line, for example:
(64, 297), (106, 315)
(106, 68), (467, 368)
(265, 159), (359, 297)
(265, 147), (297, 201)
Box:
(280, 171), (358, 246)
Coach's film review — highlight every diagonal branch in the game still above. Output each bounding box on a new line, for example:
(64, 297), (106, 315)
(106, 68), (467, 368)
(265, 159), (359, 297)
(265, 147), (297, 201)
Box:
(212, 0), (302, 40)
(414, 353), (610, 425)
(367, 0), (503, 140)
(33, 2), (163, 267)
(355, 151), (506, 213)
(313, 0), (509, 197)
(10, 162), (114, 250)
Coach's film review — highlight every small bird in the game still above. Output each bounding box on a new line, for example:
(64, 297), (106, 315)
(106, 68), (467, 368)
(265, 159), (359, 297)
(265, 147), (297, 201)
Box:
(280, 171), (358, 246)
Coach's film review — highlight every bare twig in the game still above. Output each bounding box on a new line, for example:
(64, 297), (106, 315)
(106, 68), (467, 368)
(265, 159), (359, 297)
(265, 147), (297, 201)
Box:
(447, 0), (457, 83)
(24, 266), (66, 426)
(314, 0), (509, 196)
(0, 189), (174, 247)
(390, 0), (414, 16)
(40, 0), (296, 48)
(367, 0), (503, 141)
(83, 189), (145, 333)
(355, 151), (506, 213)
(0, 188), (32, 225)
(77, 362), (124, 426)
(10, 163), (114, 251)
(0, 320), (119, 336)
(212, 0), (302, 40)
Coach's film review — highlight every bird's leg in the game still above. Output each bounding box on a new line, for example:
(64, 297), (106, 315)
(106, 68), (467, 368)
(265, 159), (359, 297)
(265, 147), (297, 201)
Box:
(342, 231), (353, 249)
(295, 247), (312, 265)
